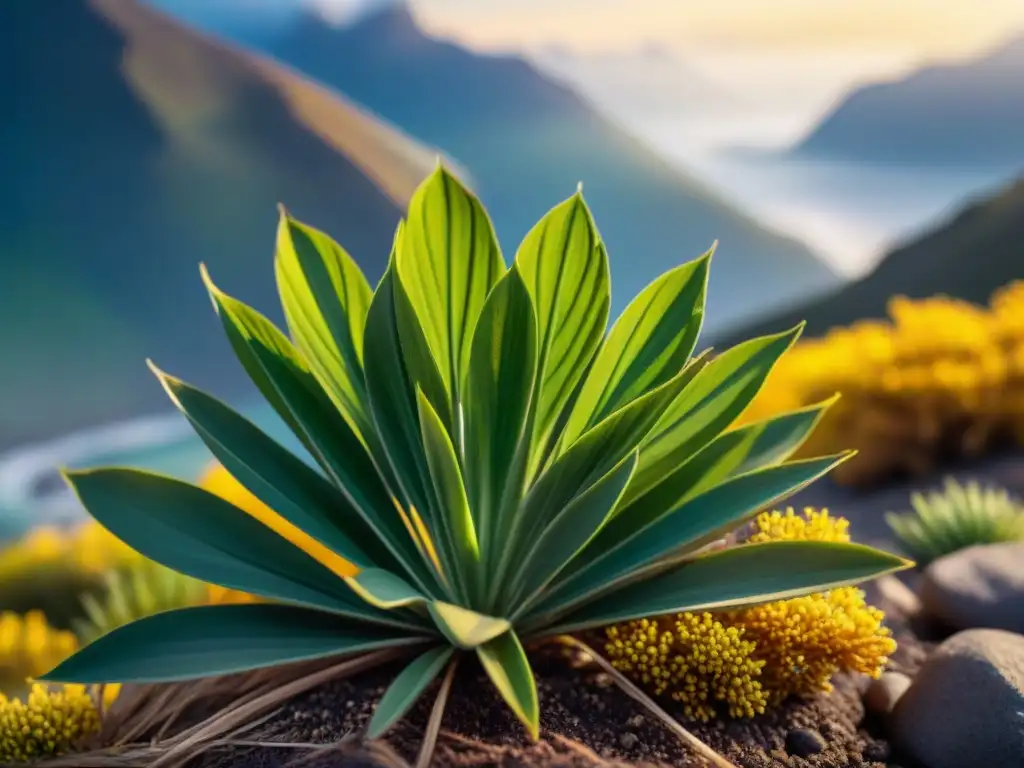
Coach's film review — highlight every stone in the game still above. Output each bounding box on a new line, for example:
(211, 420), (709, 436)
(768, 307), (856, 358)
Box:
(861, 741), (890, 762)
(784, 728), (826, 758)
(865, 574), (922, 619)
(918, 541), (1024, 632)
(863, 671), (912, 716)
(890, 628), (1024, 768)
(618, 732), (638, 750)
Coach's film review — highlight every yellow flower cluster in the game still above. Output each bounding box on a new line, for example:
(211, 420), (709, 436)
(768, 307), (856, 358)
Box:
(0, 684), (101, 763)
(736, 282), (1024, 487)
(605, 614), (768, 721)
(0, 612), (78, 688)
(604, 508), (896, 721)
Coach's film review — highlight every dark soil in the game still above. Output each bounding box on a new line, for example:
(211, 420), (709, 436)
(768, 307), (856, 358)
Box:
(197, 646), (896, 768)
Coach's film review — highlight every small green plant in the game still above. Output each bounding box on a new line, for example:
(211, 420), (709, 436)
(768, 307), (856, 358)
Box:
(43, 167), (907, 764)
(72, 559), (211, 644)
(886, 477), (1024, 566)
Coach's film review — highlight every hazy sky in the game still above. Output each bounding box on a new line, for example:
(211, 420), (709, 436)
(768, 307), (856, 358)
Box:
(383, 0), (1024, 59)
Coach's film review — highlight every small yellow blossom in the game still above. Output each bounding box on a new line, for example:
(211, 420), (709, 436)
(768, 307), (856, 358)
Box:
(605, 508), (896, 719)
(0, 683), (101, 763)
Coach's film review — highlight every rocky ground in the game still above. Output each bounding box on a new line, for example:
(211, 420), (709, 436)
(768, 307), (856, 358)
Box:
(126, 453), (1024, 767)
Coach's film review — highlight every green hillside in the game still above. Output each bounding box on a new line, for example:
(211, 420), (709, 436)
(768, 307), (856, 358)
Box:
(0, 0), (439, 450)
(713, 177), (1024, 346)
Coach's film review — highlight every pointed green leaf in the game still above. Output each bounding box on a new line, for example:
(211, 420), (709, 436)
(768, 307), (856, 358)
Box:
(428, 602), (510, 650)
(477, 630), (539, 741)
(531, 454), (851, 626)
(153, 366), (392, 571)
(344, 569), (429, 610)
(417, 387), (481, 603)
(367, 646), (455, 738)
(392, 219), (455, 434)
(615, 397), (837, 527)
(396, 166), (504, 404)
(627, 324), (805, 504)
(515, 192), (610, 476)
(512, 450), (638, 614)
(201, 267), (431, 592)
(363, 265), (437, 539)
(561, 248), (712, 447)
(463, 266), (538, 565)
(64, 468), (419, 630)
(201, 263), (316, 458)
(275, 211), (374, 444)
(42, 603), (424, 683)
(493, 364), (695, 606)
(545, 541), (912, 635)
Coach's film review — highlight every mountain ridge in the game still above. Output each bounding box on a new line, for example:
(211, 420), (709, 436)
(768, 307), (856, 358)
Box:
(0, 0), (438, 451)
(792, 35), (1024, 167)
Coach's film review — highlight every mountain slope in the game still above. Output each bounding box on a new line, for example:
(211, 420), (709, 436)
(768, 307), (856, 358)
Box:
(0, 0), (438, 450)
(713, 177), (1024, 346)
(256, 5), (837, 332)
(793, 37), (1024, 167)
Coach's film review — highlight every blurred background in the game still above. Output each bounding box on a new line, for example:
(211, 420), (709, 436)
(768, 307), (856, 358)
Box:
(2, 0), (1023, 540)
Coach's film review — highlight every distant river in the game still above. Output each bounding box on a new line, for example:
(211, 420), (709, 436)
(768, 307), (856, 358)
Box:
(0, 400), (288, 542)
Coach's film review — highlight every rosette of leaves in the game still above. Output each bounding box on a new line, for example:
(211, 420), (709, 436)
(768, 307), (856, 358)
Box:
(886, 477), (1024, 566)
(43, 167), (908, 762)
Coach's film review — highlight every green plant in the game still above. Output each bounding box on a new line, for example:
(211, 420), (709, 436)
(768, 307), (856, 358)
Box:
(72, 559), (212, 645)
(43, 167), (908, 765)
(886, 477), (1024, 566)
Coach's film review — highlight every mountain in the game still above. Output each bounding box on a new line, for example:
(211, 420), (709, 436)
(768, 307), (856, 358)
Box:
(793, 36), (1024, 167)
(0, 0), (439, 451)
(253, 5), (837, 332)
(713, 177), (1024, 346)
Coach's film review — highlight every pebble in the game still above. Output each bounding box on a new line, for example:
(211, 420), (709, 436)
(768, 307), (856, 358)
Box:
(863, 671), (912, 715)
(861, 741), (890, 762)
(891, 628), (1024, 768)
(918, 541), (1024, 632)
(784, 728), (826, 758)
(619, 732), (638, 749)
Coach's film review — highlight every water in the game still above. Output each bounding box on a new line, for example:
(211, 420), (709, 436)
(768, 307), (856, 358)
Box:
(0, 399), (292, 542)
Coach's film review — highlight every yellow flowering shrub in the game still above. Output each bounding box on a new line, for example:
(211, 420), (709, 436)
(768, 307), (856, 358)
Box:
(0, 683), (101, 763)
(736, 281), (1024, 487)
(604, 508), (896, 721)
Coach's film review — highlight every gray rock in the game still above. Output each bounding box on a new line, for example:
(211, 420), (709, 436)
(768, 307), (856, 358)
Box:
(891, 628), (1024, 768)
(863, 671), (912, 716)
(919, 541), (1024, 632)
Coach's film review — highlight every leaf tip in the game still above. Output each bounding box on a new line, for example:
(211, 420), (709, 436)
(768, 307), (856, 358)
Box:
(576, 180), (584, 195)
(148, 360), (185, 408)
(198, 262), (224, 311)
